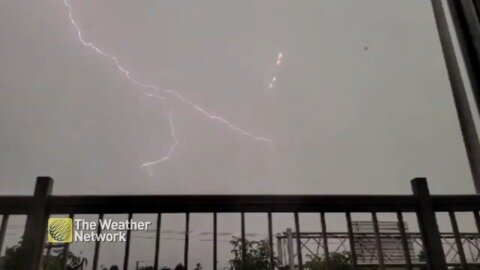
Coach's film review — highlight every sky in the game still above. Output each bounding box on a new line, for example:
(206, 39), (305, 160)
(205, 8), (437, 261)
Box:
(0, 0), (478, 268)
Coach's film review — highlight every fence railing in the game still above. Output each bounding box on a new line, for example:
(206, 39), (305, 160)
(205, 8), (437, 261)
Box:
(0, 177), (480, 270)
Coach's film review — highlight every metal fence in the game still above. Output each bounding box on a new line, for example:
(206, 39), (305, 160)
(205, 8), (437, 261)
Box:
(0, 177), (480, 270)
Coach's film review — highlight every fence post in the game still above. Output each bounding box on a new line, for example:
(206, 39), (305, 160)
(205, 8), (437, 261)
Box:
(20, 177), (53, 270)
(411, 178), (447, 270)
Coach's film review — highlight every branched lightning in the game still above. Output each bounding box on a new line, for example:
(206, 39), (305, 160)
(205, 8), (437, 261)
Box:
(62, 0), (272, 173)
(140, 108), (178, 176)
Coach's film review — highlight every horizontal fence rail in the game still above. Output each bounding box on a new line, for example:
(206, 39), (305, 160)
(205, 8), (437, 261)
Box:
(1, 177), (480, 270)
(1, 194), (480, 215)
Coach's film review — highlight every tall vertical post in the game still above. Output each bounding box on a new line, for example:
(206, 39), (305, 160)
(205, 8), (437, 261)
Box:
(0, 215), (9, 256)
(371, 212), (385, 270)
(449, 211), (468, 269)
(320, 212), (330, 270)
(445, 0), (480, 114)
(93, 213), (104, 270)
(241, 212), (246, 270)
(154, 213), (162, 270)
(61, 213), (74, 270)
(286, 228), (295, 270)
(213, 212), (217, 270)
(294, 212), (304, 270)
(346, 212), (358, 269)
(277, 237), (284, 266)
(430, 0), (480, 192)
(396, 212), (413, 270)
(184, 212), (190, 270)
(123, 213), (133, 270)
(411, 178), (447, 270)
(268, 212), (274, 270)
(20, 176), (53, 270)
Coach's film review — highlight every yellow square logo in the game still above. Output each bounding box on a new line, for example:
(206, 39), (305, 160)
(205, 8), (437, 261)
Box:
(48, 218), (73, 243)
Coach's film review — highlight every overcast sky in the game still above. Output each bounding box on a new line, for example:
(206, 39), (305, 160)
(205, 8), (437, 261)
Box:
(0, 0), (478, 268)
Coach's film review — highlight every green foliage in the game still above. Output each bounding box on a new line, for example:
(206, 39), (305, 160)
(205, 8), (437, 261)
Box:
(3, 241), (88, 270)
(305, 252), (353, 270)
(229, 237), (277, 270)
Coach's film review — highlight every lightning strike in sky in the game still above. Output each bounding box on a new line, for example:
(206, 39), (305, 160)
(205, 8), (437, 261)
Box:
(62, 0), (272, 173)
(140, 108), (178, 176)
(269, 53), (283, 89)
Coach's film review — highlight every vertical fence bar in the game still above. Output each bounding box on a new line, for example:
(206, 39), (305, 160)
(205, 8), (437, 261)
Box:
(213, 212), (217, 270)
(430, 0), (480, 193)
(268, 212), (274, 270)
(449, 211), (468, 269)
(396, 211), (413, 270)
(20, 176), (53, 270)
(44, 243), (52, 269)
(320, 212), (330, 270)
(123, 213), (133, 270)
(154, 213), (162, 270)
(475, 0), (480, 17)
(372, 212), (385, 270)
(346, 212), (358, 269)
(61, 214), (74, 270)
(184, 212), (190, 270)
(277, 236), (284, 266)
(446, 0), (480, 127)
(474, 211), (480, 233)
(0, 214), (9, 256)
(294, 212), (304, 270)
(286, 228), (294, 270)
(93, 213), (104, 270)
(411, 178), (448, 270)
(241, 212), (246, 270)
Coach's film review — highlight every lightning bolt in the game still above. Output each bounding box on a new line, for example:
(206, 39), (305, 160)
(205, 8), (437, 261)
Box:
(140, 108), (178, 176)
(269, 52), (283, 89)
(62, 0), (273, 173)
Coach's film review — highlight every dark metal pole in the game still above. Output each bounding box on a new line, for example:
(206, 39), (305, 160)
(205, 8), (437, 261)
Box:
(93, 213), (104, 270)
(20, 176), (53, 270)
(61, 214), (74, 270)
(123, 213), (133, 270)
(346, 212), (358, 269)
(0, 214), (9, 256)
(241, 212), (246, 270)
(411, 178), (448, 270)
(213, 212), (218, 270)
(446, 0), (480, 111)
(154, 213), (162, 270)
(294, 212), (304, 270)
(396, 212), (413, 270)
(371, 212), (385, 270)
(449, 211), (468, 268)
(268, 212), (274, 270)
(430, 0), (480, 192)
(320, 212), (330, 270)
(184, 212), (190, 270)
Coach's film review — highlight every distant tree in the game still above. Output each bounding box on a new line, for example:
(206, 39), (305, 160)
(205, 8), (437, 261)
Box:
(304, 252), (352, 270)
(417, 250), (461, 270)
(109, 266), (120, 270)
(418, 250), (433, 270)
(3, 241), (87, 270)
(304, 252), (353, 270)
(229, 237), (277, 270)
(174, 263), (185, 270)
